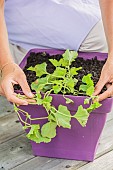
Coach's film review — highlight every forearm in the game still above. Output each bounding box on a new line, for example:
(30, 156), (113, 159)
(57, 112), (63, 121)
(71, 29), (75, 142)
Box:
(0, 1), (14, 68)
(99, 0), (113, 58)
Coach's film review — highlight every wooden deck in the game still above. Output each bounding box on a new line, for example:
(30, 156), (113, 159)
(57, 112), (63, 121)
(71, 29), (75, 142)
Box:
(0, 96), (113, 170)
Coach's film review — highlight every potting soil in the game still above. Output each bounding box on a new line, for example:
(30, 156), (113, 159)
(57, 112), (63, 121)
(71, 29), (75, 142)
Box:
(14, 52), (106, 94)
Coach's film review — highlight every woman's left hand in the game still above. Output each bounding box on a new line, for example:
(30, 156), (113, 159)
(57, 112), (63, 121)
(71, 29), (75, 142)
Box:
(94, 57), (113, 101)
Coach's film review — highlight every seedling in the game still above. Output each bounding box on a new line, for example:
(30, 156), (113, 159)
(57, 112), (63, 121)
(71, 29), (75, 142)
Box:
(14, 50), (101, 143)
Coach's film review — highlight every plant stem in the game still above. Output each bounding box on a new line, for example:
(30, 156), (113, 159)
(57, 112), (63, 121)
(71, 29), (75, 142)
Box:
(18, 108), (29, 116)
(17, 112), (31, 126)
(44, 89), (53, 98)
(52, 107), (72, 118)
(30, 116), (48, 121)
(18, 108), (48, 121)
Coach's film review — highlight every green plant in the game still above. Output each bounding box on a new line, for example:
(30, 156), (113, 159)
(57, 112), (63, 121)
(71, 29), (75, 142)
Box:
(14, 49), (102, 144)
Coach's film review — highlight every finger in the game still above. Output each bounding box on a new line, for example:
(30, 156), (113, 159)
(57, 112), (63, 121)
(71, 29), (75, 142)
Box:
(15, 94), (36, 103)
(3, 80), (28, 105)
(25, 98), (37, 104)
(14, 93), (36, 104)
(109, 79), (113, 83)
(94, 77), (107, 96)
(12, 80), (18, 85)
(8, 94), (29, 105)
(106, 83), (112, 89)
(98, 86), (113, 101)
(17, 75), (34, 98)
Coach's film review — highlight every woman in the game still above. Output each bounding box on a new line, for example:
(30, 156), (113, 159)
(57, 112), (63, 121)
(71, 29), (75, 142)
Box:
(0, 0), (111, 105)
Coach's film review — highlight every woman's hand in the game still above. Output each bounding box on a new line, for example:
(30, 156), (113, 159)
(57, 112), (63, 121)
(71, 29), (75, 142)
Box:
(0, 63), (34, 105)
(94, 57), (113, 101)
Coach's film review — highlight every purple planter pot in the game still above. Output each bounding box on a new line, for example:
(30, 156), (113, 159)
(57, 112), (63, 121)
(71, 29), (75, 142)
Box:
(16, 49), (113, 161)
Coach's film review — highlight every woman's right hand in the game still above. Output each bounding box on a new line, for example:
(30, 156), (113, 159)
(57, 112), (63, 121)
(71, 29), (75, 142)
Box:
(0, 62), (34, 105)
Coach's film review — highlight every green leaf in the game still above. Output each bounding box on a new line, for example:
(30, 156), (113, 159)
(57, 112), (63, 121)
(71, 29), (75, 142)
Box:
(46, 74), (55, 83)
(27, 66), (35, 72)
(36, 99), (43, 105)
(43, 96), (53, 103)
(82, 74), (94, 86)
(80, 74), (94, 96)
(31, 75), (54, 93)
(31, 82), (44, 92)
(65, 78), (77, 93)
(59, 58), (69, 67)
(79, 84), (88, 92)
(48, 107), (57, 122)
(73, 105), (89, 127)
(35, 92), (42, 99)
(86, 86), (94, 96)
(43, 102), (52, 111)
(69, 50), (78, 61)
(63, 49), (78, 65)
(65, 97), (74, 104)
(27, 124), (40, 134)
(53, 85), (62, 94)
(41, 121), (57, 139)
(66, 78), (75, 88)
(49, 59), (61, 67)
(87, 102), (102, 113)
(53, 67), (66, 78)
(62, 49), (70, 61)
(27, 124), (51, 143)
(48, 113), (56, 122)
(70, 67), (82, 76)
(43, 85), (53, 93)
(51, 79), (63, 86)
(31, 76), (50, 92)
(35, 93), (43, 105)
(55, 105), (71, 129)
(41, 96), (53, 110)
(34, 63), (48, 77)
(84, 98), (90, 105)
(38, 77), (48, 85)
(27, 131), (51, 143)
(73, 78), (78, 85)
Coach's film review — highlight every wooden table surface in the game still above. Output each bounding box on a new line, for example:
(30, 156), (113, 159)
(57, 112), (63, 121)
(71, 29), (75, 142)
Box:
(0, 96), (113, 170)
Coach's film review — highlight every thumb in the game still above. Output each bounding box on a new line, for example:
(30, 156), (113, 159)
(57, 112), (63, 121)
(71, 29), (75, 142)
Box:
(18, 75), (34, 98)
(94, 77), (107, 96)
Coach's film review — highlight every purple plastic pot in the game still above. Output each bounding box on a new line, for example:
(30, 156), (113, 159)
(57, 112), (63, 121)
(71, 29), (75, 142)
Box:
(16, 49), (113, 161)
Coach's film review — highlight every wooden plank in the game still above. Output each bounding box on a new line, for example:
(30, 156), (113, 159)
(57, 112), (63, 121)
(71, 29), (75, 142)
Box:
(107, 109), (113, 121)
(0, 112), (24, 144)
(12, 158), (59, 170)
(11, 157), (83, 170)
(0, 96), (14, 118)
(76, 150), (113, 170)
(11, 119), (113, 170)
(97, 119), (113, 156)
(0, 132), (77, 170)
(0, 134), (34, 170)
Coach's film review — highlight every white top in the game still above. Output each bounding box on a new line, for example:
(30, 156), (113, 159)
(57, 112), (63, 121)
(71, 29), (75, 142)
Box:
(5, 0), (101, 51)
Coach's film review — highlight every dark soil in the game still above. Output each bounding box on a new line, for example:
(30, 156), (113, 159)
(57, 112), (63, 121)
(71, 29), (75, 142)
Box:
(14, 52), (106, 94)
